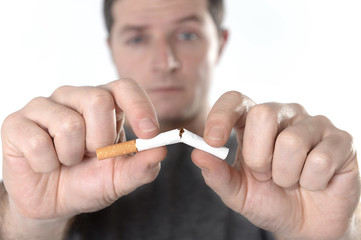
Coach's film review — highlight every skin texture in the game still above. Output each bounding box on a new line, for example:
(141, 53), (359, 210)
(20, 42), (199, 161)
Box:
(0, 0), (360, 239)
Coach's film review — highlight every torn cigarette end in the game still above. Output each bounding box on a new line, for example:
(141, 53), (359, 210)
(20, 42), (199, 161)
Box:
(96, 139), (137, 160)
(179, 128), (185, 138)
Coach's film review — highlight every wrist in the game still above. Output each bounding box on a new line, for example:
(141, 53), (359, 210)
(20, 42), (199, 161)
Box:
(1, 183), (71, 240)
(274, 204), (361, 240)
(339, 204), (361, 240)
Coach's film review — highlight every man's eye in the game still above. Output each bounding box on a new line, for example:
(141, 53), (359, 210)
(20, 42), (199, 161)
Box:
(126, 36), (145, 45)
(178, 32), (198, 41)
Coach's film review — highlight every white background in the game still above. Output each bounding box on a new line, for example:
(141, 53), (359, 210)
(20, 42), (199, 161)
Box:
(0, 0), (360, 180)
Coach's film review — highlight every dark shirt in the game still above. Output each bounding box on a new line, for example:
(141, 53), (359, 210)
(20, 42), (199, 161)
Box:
(66, 130), (275, 240)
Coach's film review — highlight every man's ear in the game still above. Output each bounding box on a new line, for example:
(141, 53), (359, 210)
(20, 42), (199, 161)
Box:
(216, 28), (229, 63)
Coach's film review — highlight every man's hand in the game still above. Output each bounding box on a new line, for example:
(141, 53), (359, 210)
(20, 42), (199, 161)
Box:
(192, 91), (360, 240)
(1, 79), (166, 239)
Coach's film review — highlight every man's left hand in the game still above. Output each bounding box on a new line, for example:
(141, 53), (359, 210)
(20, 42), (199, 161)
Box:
(192, 91), (360, 240)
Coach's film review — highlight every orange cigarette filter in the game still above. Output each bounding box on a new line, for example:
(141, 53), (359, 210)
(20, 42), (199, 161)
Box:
(96, 140), (137, 160)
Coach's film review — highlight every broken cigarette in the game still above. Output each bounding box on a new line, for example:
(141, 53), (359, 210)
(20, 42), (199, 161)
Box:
(96, 128), (229, 160)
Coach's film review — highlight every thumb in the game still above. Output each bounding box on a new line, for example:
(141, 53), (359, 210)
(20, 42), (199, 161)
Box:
(112, 147), (167, 197)
(191, 149), (247, 212)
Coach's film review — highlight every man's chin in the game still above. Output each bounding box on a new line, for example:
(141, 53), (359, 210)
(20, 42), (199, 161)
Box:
(155, 104), (186, 120)
(157, 112), (189, 129)
(154, 102), (198, 129)
(158, 114), (185, 125)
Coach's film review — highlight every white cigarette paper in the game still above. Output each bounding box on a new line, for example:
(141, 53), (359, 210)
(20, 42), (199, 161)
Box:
(136, 129), (181, 151)
(96, 128), (229, 160)
(179, 129), (229, 159)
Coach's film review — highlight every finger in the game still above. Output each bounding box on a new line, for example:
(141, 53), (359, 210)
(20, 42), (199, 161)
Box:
(300, 129), (356, 191)
(191, 148), (245, 212)
(204, 91), (255, 147)
(51, 86), (117, 152)
(113, 147), (167, 196)
(242, 103), (307, 181)
(21, 97), (86, 167)
(2, 113), (59, 173)
(272, 116), (324, 188)
(242, 103), (280, 181)
(58, 146), (167, 212)
(101, 79), (159, 139)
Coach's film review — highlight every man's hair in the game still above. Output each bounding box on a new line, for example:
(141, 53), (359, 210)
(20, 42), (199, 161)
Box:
(103, 0), (224, 34)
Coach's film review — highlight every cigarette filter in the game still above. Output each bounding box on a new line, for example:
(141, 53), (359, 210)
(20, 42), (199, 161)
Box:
(96, 128), (229, 160)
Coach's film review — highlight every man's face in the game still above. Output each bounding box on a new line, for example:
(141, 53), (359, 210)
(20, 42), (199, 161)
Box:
(109, 0), (224, 127)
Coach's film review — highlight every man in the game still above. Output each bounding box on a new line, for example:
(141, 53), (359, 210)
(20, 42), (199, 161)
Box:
(0, 0), (360, 239)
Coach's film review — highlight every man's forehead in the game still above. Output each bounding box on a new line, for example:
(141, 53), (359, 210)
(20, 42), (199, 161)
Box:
(111, 0), (208, 26)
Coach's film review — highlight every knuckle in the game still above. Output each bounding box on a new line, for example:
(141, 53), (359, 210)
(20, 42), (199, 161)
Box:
(116, 79), (152, 109)
(308, 152), (333, 173)
(220, 91), (254, 110)
(248, 104), (277, 122)
(26, 134), (52, 156)
(119, 77), (139, 86)
(312, 115), (333, 127)
(2, 112), (20, 131)
(337, 129), (354, 145)
(52, 85), (72, 97)
(215, 91), (244, 110)
(289, 103), (307, 114)
(60, 115), (85, 136)
(114, 78), (141, 92)
(277, 130), (305, 151)
(87, 89), (114, 110)
(26, 96), (48, 108)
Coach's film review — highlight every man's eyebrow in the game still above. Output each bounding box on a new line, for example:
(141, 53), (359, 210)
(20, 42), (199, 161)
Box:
(175, 15), (203, 24)
(118, 15), (202, 34)
(119, 25), (148, 34)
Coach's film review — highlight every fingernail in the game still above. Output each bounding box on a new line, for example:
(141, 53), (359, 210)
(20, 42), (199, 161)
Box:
(139, 118), (158, 133)
(207, 126), (225, 141)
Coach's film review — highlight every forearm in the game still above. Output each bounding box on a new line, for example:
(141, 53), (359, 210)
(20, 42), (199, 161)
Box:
(0, 182), (70, 240)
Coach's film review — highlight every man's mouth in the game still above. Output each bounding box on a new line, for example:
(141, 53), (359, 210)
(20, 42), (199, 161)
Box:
(148, 86), (185, 94)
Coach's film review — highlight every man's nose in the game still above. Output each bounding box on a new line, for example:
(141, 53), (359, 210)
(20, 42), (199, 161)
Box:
(152, 40), (181, 73)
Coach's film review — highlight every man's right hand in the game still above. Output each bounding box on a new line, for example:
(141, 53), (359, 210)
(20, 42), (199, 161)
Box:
(0, 79), (166, 239)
